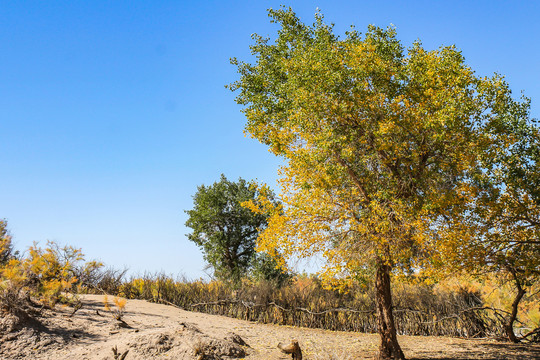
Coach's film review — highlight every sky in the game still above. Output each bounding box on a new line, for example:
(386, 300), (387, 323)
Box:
(1, 1), (539, 279)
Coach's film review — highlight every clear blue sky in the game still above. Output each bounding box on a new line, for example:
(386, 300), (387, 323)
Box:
(1, 1), (538, 279)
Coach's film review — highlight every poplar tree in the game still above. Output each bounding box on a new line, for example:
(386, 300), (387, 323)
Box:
(230, 8), (524, 359)
(185, 175), (272, 284)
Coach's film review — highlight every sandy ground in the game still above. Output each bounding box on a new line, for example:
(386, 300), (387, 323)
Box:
(1, 294), (539, 360)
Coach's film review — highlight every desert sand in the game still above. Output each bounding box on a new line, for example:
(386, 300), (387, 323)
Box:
(0, 294), (538, 360)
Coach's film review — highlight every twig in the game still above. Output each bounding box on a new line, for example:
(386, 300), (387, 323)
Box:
(519, 327), (540, 342)
(67, 301), (83, 318)
(111, 345), (129, 360)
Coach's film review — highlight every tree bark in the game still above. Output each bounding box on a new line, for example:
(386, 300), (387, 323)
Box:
(375, 261), (405, 360)
(505, 270), (526, 343)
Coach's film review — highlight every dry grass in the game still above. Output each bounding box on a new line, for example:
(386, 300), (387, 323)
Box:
(110, 274), (515, 339)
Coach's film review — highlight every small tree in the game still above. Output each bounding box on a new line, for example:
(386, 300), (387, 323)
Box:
(185, 175), (274, 284)
(441, 96), (540, 342)
(0, 219), (14, 265)
(481, 102), (540, 342)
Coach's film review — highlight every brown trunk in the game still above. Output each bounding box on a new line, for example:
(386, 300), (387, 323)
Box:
(375, 261), (405, 360)
(505, 276), (526, 343)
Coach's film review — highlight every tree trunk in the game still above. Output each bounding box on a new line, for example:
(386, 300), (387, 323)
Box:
(505, 276), (526, 343)
(375, 261), (405, 360)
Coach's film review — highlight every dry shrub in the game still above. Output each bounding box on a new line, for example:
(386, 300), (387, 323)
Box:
(113, 272), (506, 337)
(89, 267), (128, 295)
(103, 295), (128, 321)
(0, 241), (102, 333)
(0, 261), (35, 333)
(436, 275), (540, 339)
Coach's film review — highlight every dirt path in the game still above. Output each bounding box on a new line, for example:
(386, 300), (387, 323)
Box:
(1, 295), (538, 359)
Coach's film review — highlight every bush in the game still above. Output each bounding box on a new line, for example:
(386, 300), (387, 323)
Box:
(0, 240), (102, 332)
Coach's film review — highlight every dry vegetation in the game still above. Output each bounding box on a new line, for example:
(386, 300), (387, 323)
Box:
(0, 236), (102, 334)
(106, 272), (539, 341)
(0, 221), (538, 359)
(1, 294), (539, 360)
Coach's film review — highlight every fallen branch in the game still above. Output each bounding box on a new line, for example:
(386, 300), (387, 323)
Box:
(190, 299), (375, 315)
(520, 327), (540, 342)
(419, 306), (525, 326)
(67, 301), (83, 318)
(111, 345), (129, 360)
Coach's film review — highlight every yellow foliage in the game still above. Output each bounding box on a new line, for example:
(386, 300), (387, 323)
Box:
(1, 240), (101, 310)
(436, 275), (540, 331)
(103, 294), (111, 311)
(114, 296), (127, 311)
(102, 295), (127, 320)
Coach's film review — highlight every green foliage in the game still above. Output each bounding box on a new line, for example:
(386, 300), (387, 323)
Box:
(185, 174), (276, 284)
(0, 219), (14, 265)
(435, 89), (540, 341)
(480, 96), (540, 278)
(249, 252), (292, 287)
(229, 6), (522, 282)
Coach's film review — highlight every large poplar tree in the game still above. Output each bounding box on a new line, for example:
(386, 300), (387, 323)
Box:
(230, 8), (521, 359)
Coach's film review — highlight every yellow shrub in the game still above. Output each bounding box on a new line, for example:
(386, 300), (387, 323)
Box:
(1, 240), (102, 316)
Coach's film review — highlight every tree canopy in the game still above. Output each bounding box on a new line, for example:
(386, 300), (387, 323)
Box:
(185, 175), (275, 283)
(439, 97), (540, 342)
(230, 8), (533, 358)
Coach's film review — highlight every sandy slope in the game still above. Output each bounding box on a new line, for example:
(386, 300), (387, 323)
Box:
(0, 294), (538, 360)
